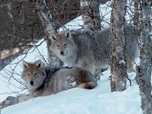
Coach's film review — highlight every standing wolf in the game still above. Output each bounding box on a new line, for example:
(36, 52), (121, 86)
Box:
(49, 27), (140, 75)
(22, 60), (97, 97)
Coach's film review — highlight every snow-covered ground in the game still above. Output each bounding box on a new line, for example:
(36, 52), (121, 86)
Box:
(0, 2), (144, 114)
(1, 70), (142, 114)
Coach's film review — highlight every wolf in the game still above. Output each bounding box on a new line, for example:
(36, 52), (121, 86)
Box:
(49, 27), (140, 75)
(21, 60), (97, 97)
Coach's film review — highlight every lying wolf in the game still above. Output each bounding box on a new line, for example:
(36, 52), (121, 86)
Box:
(0, 60), (97, 109)
(22, 60), (97, 97)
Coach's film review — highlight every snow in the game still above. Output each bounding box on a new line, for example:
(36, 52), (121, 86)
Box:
(1, 69), (142, 114)
(1, 84), (142, 114)
(0, 60), (142, 114)
(0, 2), (144, 114)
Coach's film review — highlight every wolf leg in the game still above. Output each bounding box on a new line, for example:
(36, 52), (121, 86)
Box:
(127, 58), (135, 73)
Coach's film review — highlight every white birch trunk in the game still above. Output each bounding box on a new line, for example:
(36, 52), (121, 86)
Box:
(33, 0), (63, 68)
(136, 0), (152, 113)
(110, 0), (127, 92)
(134, 0), (140, 28)
(80, 0), (101, 30)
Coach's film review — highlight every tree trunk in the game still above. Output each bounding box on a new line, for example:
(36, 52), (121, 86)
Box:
(110, 0), (127, 92)
(80, 0), (101, 30)
(134, 0), (140, 28)
(136, 1), (152, 114)
(33, 0), (63, 68)
(99, 0), (110, 4)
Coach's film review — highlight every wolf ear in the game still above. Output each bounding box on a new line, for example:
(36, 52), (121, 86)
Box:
(34, 60), (45, 69)
(22, 60), (29, 70)
(64, 30), (71, 38)
(50, 34), (57, 42)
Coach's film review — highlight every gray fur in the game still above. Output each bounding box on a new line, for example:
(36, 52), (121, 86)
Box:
(45, 67), (97, 94)
(50, 26), (140, 75)
(21, 60), (97, 97)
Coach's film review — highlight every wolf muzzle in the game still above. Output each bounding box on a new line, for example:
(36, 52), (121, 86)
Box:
(30, 81), (34, 86)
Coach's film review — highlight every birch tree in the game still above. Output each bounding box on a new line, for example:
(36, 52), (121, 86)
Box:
(133, 0), (140, 28)
(80, 0), (101, 30)
(110, 0), (127, 91)
(33, 0), (63, 68)
(136, 0), (152, 113)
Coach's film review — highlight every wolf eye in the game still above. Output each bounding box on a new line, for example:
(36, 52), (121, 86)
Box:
(56, 45), (60, 47)
(64, 44), (67, 47)
(34, 73), (37, 76)
(27, 73), (30, 77)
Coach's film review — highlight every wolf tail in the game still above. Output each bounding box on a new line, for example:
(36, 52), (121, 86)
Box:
(79, 82), (97, 89)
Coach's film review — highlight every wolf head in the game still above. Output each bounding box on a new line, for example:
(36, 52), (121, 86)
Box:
(49, 31), (77, 59)
(21, 60), (46, 92)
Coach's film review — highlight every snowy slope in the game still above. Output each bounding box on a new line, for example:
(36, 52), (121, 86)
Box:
(1, 69), (142, 114)
(0, 2), (143, 114)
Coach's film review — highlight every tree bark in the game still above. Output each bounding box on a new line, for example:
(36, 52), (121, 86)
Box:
(134, 0), (140, 28)
(136, 1), (152, 114)
(99, 0), (110, 4)
(110, 0), (127, 92)
(80, 0), (101, 30)
(33, 0), (63, 68)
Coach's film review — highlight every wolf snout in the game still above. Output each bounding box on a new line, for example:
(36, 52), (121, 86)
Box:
(30, 81), (34, 86)
(60, 51), (67, 56)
